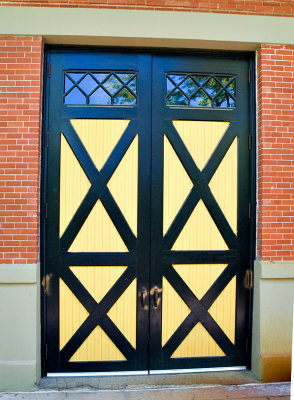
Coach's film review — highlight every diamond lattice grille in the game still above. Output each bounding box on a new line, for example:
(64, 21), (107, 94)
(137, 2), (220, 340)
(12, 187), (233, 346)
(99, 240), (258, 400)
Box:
(166, 74), (235, 108)
(64, 72), (137, 105)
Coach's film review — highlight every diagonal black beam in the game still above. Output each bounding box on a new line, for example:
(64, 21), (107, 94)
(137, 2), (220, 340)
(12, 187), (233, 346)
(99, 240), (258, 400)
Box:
(99, 314), (136, 357)
(163, 186), (199, 250)
(60, 120), (137, 252)
(62, 120), (98, 182)
(60, 266), (137, 359)
(60, 266), (97, 314)
(60, 267), (136, 361)
(165, 122), (238, 250)
(202, 122), (237, 181)
(162, 312), (195, 358)
(60, 312), (136, 363)
(163, 123), (237, 249)
(62, 123), (137, 251)
(201, 263), (237, 310)
(100, 188), (137, 251)
(162, 264), (236, 358)
(62, 121), (137, 251)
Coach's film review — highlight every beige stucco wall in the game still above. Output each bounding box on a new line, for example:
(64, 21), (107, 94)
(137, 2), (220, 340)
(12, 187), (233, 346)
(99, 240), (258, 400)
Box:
(0, 6), (294, 50)
(0, 264), (41, 391)
(252, 261), (294, 381)
(291, 303), (294, 397)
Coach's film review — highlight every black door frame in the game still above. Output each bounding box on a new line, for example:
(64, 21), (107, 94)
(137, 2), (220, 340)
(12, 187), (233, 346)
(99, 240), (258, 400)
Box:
(41, 46), (256, 376)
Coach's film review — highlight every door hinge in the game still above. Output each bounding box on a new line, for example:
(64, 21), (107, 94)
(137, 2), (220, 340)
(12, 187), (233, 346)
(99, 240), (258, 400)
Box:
(42, 273), (51, 295)
(46, 132), (49, 147)
(248, 202), (251, 218)
(48, 63), (51, 78)
(45, 202), (48, 219)
(248, 68), (251, 83)
(244, 269), (253, 290)
(248, 134), (252, 150)
(45, 344), (48, 360)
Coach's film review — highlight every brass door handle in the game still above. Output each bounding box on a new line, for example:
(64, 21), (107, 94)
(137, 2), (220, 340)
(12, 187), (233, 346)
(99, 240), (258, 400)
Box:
(140, 287), (148, 309)
(150, 286), (162, 309)
(154, 288), (160, 309)
(243, 269), (253, 290)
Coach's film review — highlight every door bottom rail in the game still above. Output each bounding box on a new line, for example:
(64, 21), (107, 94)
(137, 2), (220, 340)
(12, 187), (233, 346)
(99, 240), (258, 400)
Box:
(47, 366), (246, 377)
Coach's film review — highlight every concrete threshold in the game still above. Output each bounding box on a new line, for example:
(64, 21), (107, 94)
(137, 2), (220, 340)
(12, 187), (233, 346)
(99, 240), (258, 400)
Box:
(0, 371), (291, 399)
(39, 370), (260, 390)
(0, 382), (291, 399)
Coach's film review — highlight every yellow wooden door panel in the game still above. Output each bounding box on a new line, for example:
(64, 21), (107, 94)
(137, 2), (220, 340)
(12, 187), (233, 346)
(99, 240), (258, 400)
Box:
(173, 121), (229, 170)
(163, 135), (193, 235)
(162, 277), (190, 347)
(59, 134), (91, 237)
(172, 199), (228, 251)
(209, 276), (236, 344)
(69, 199), (128, 252)
(209, 137), (237, 234)
(108, 135), (138, 236)
(70, 266), (127, 303)
(108, 278), (137, 348)
(59, 279), (89, 351)
(70, 119), (130, 170)
(59, 118), (139, 363)
(171, 322), (225, 358)
(173, 264), (227, 300)
(59, 112), (238, 364)
(70, 325), (126, 362)
(165, 120), (237, 359)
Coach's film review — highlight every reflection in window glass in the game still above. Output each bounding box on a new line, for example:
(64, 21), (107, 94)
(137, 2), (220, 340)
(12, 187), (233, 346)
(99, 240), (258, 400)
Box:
(64, 71), (137, 106)
(190, 90), (211, 107)
(179, 77), (197, 97)
(166, 73), (236, 108)
(104, 75), (123, 95)
(64, 87), (87, 105)
(167, 89), (188, 106)
(78, 75), (98, 95)
(114, 88), (136, 105)
(89, 88), (111, 105)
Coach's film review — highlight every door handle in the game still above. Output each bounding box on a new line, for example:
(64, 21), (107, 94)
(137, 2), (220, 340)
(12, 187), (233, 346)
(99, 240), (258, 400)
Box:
(140, 287), (148, 309)
(150, 286), (162, 309)
(243, 269), (253, 290)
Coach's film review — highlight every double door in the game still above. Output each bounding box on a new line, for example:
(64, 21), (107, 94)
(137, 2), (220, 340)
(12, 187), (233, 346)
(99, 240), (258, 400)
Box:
(44, 49), (252, 373)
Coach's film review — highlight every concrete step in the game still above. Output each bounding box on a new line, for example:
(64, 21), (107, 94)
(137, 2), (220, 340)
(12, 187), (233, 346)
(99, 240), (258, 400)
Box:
(0, 382), (290, 399)
(39, 370), (260, 390)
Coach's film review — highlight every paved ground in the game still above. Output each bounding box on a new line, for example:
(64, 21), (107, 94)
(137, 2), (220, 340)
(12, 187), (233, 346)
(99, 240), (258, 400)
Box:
(0, 382), (291, 399)
(0, 372), (291, 399)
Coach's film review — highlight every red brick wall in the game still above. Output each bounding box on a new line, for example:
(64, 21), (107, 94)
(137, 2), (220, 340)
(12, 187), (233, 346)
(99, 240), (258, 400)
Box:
(0, 36), (43, 264)
(0, 0), (293, 17)
(257, 44), (294, 260)
(1, 38), (294, 264)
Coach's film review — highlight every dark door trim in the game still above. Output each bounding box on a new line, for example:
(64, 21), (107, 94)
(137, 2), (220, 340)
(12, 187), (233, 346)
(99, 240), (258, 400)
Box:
(149, 53), (253, 370)
(41, 46), (256, 376)
(42, 49), (153, 373)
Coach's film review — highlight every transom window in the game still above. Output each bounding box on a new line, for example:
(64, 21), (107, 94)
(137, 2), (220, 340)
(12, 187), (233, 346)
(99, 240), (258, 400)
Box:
(64, 71), (137, 106)
(166, 73), (236, 108)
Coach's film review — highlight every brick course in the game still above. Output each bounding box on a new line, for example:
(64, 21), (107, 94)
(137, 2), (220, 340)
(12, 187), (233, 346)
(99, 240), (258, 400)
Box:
(0, 36), (42, 264)
(257, 44), (294, 260)
(0, 0), (294, 17)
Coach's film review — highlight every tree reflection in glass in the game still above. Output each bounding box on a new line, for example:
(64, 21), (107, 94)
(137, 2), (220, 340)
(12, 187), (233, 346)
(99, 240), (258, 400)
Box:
(166, 73), (235, 108)
(64, 72), (137, 106)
